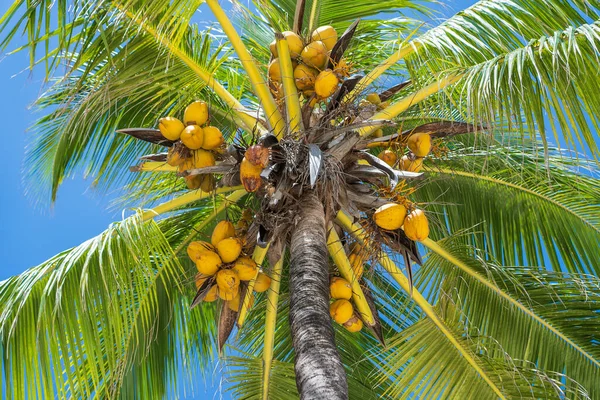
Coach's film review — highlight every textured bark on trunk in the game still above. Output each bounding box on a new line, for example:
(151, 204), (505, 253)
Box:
(289, 191), (348, 400)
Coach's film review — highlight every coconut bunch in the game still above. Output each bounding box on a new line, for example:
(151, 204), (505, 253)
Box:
(189, 220), (272, 313)
(329, 277), (363, 333)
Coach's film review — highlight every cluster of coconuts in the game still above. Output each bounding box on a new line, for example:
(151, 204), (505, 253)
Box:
(158, 101), (225, 190)
(379, 131), (433, 173)
(267, 26), (350, 102)
(373, 203), (429, 242)
(189, 220), (272, 311)
(328, 277), (363, 333)
(239, 144), (270, 193)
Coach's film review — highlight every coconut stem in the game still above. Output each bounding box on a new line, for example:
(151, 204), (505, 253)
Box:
(262, 254), (284, 400)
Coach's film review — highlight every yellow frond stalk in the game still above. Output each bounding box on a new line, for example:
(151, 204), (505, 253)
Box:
(237, 244), (271, 328)
(326, 227), (375, 326)
(134, 162), (177, 172)
(205, 0), (285, 138)
(141, 187), (245, 221)
(116, 4), (263, 134)
(276, 33), (303, 134)
(335, 210), (507, 399)
(262, 255), (284, 400)
(346, 44), (418, 101)
(357, 74), (463, 137)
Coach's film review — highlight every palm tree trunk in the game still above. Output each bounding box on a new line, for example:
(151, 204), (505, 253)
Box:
(289, 191), (348, 399)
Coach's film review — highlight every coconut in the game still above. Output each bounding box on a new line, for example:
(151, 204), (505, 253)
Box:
(329, 277), (352, 300)
(269, 40), (278, 57)
(216, 237), (243, 263)
(282, 31), (304, 58)
(293, 64), (318, 90)
(195, 275), (209, 290)
(333, 58), (350, 77)
(329, 299), (354, 324)
(158, 117), (185, 140)
(343, 315), (363, 332)
(301, 40), (328, 69)
(218, 287), (237, 301)
(407, 132), (432, 157)
(211, 220), (236, 247)
(366, 93), (381, 105)
(245, 144), (270, 168)
(268, 58), (282, 82)
(400, 155), (423, 172)
(404, 209), (430, 241)
(200, 175), (215, 192)
(184, 101), (209, 126)
(378, 149), (397, 166)
(253, 272), (271, 292)
(348, 253), (364, 279)
(372, 128), (384, 138)
(233, 256), (258, 281)
(185, 175), (203, 190)
(204, 285), (219, 302)
(187, 240), (215, 261)
(373, 203), (408, 231)
(240, 157), (263, 192)
(216, 269), (240, 293)
(314, 69), (339, 98)
(193, 149), (216, 168)
(194, 250), (222, 276)
(311, 25), (338, 50)
(180, 125), (204, 149)
(202, 126), (224, 150)
(166, 142), (190, 166)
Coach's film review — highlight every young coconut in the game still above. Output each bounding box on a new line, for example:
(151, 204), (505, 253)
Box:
(407, 132), (432, 157)
(293, 64), (318, 91)
(240, 157), (263, 192)
(228, 292), (254, 312)
(311, 25), (338, 50)
(158, 117), (185, 140)
(330, 277), (353, 300)
(253, 272), (272, 292)
(166, 142), (190, 166)
(282, 31), (304, 58)
(404, 209), (430, 241)
(187, 241), (215, 261)
(200, 175), (215, 192)
(204, 285), (219, 302)
(184, 101), (209, 126)
(329, 299), (354, 324)
(180, 125), (204, 150)
(211, 220), (236, 247)
(301, 40), (329, 69)
(216, 237), (243, 263)
(366, 93), (381, 105)
(400, 155), (423, 172)
(372, 128), (384, 138)
(202, 126), (224, 150)
(333, 58), (351, 77)
(245, 144), (270, 168)
(185, 175), (203, 190)
(268, 58), (282, 82)
(315, 69), (339, 98)
(269, 40), (278, 57)
(233, 256), (258, 281)
(373, 203), (408, 231)
(194, 250), (222, 276)
(216, 269), (240, 293)
(195, 275), (209, 290)
(218, 287), (238, 301)
(378, 149), (397, 166)
(343, 315), (363, 332)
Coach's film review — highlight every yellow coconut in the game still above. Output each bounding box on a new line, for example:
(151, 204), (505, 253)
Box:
(187, 241), (215, 261)
(193, 149), (216, 168)
(233, 256), (258, 281)
(373, 203), (408, 231)
(166, 144), (189, 166)
(158, 117), (185, 140)
(268, 58), (282, 82)
(216, 269), (240, 293)
(333, 58), (350, 77)
(343, 315), (363, 332)
(407, 132), (432, 157)
(378, 149), (397, 166)
(348, 253), (364, 279)
(282, 31), (304, 58)
(329, 299), (354, 324)
(378, 100), (390, 110)
(228, 292), (254, 312)
(329, 277), (353, 300)
(314, 69), (339, 98)
(184, 100), (209, 126)
(180, 125), (204, 150)
(301, 40), (329, 69)
(211, 220), (236, 247)
(240, 157), (263, 193)
(204, 285), (219, 302)
(200, 175), (215, 192)
(185, 175), (203, 190)
(269, 40), (278, 57)
(366, 93), (381, 105)
(202, 126), (224, 150)
(253, 272), (272, 293)
(400, 155), (423, 172)
(311, 25), (338, 51)
(404, 209), (430, 241)
(245, 145), (270, 168)
(216, 237), (243, 263)
(195, 250), (222, 276)
(195, 275), (209, 290)
(294, 64), (318, 90)
(218, 287), (237, 301)
(372, 128), (384, 138)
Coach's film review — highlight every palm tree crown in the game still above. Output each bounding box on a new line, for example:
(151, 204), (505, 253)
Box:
(0, 0), (599, 399)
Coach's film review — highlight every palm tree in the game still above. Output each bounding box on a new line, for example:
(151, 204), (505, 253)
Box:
(1, 0), (599, 398)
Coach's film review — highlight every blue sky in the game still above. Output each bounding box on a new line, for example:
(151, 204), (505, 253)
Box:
(0, 0), (475, 397)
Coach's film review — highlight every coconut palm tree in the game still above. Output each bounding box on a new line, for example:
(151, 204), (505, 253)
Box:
(1, 0), (599, 399)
